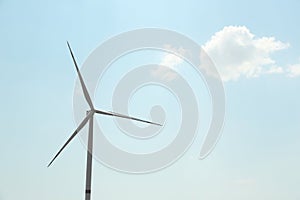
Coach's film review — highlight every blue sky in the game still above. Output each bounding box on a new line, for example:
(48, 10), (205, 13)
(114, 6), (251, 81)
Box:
(1, 0), (300, 200)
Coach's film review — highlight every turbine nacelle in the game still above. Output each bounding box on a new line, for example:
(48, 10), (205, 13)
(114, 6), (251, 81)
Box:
(86, 110), (94, 115)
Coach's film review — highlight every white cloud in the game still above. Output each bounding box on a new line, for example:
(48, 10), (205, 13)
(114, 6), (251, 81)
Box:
(160, 46), (185, 67)
(152, 26), (295, 82)
(203, 26), (289, 81)
(265, 66), (284, 74)
(287, 63), (300, 77)
(151, 45), (185, 81)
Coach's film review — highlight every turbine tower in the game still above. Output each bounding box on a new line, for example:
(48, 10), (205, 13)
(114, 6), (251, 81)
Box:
(48, 42), (161, 200)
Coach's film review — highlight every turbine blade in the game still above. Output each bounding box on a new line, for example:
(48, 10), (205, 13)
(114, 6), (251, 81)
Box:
(94, 109), (162, 126)
(47, 112), (93, 167)
(67, 42), (94, 109)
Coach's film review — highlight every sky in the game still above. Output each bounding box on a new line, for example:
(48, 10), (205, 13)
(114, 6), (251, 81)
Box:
(1, 0), (300, 200)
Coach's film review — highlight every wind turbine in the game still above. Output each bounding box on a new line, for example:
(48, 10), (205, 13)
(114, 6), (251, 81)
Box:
(48, 42), (162, 200)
